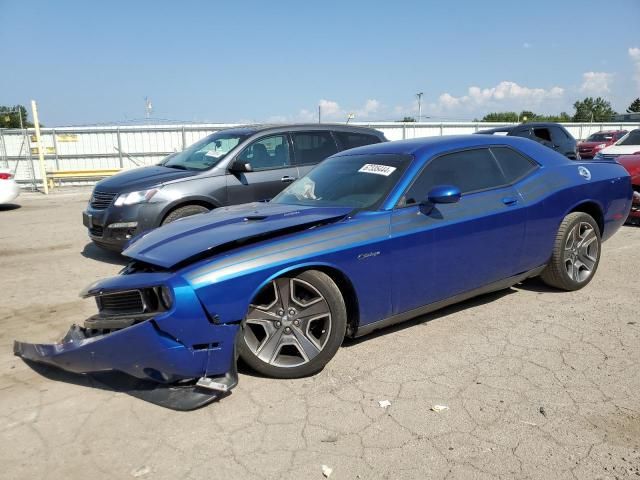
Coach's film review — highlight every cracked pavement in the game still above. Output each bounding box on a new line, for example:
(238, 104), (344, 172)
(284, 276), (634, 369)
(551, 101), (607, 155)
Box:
(1, 189), (639, 479)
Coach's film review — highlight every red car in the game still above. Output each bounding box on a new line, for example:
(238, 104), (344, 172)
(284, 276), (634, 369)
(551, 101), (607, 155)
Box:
(578, 130), (628, 159)
(618, 154), (640, 225)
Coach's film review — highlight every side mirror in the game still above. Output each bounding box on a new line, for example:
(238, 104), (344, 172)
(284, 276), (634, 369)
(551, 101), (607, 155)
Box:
(230, 161), (253, 173)
(426, 185), (461, 204)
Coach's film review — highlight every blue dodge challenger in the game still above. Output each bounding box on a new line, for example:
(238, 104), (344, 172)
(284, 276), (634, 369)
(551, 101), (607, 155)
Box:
(15, 135), (632, 409)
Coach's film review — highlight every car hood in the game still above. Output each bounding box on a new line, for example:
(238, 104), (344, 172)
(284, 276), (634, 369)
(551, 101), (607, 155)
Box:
(600, 145), (640, 156)
(579, 141), (609, 147)
(123, 202), (354, 268)
(95, 165), (200, 192)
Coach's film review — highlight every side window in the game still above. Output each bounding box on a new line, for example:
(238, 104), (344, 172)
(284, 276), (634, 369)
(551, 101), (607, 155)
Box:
(237, 135), (290, 171)
(401, 148), (506, 205)
(490, 147), (538, 183)
(334, 132), (381, 151)
(550, 126), (569, 143)
(532, 128), (552, 143)
(291, 131), (339, 165)
(511, 128), (531, 139)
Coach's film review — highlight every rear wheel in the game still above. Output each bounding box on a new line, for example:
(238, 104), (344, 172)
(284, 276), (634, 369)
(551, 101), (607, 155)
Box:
(238, 270), (347, 378)
(540, 212), (601, 291)
(161, 204), (210, 225)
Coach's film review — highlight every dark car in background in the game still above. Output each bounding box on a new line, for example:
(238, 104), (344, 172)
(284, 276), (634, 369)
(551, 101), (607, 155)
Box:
(83, 124), (387, 251)
(578, 130), (628, 159)
(476, 122), (579, 159)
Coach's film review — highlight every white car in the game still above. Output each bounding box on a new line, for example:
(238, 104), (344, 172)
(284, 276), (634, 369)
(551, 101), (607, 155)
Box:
(0, 168), (20, 204)
(595, 128), (640, 159)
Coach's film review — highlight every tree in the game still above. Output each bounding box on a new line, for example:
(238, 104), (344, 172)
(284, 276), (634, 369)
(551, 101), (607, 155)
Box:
(0, 105), (33, 128)
(397, 116), (416, 122)
(479, 110), (570, 123)
(480, 112), (518, 122)
(572, 97), (616, 122)
(627, 98), (640, 113)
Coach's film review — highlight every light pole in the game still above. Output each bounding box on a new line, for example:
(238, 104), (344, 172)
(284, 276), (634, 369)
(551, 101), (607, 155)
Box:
(416, 92), (423, 122)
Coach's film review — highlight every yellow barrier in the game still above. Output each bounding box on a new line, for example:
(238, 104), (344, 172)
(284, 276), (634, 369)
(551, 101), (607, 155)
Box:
(46, 169), (122, 189)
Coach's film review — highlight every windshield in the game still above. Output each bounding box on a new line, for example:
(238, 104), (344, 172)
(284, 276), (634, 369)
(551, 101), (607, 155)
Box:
(162, 131), (249, 171)
(617, 129), (640, 146)
(272, 153), (412, 209)
(586, 133), (614, 142)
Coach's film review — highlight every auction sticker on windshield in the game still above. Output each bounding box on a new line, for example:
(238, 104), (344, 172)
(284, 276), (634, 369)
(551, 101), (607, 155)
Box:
(358, 164), (396, 176)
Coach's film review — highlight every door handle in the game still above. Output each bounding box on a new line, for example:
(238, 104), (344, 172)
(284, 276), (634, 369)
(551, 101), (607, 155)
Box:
(281, 176), (296, 183)
(502, 196), (518, 206)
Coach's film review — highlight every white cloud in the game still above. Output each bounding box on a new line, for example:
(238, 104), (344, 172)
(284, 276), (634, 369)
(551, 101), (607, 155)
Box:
(431, 81), (564, 113)
(630, 47), (640, 91)
(523, 42), (532, 49)
(318, 99), (341, 117)
(580, 72), (613, 95)
(297, 98), (382, 122)
(356, 99), (380, 117)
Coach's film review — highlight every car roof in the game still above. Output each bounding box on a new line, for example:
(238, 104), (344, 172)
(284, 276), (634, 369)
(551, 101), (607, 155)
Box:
(332, 134), (570, 166)
(589, 129), (627, 134)
(218, 123), (385, 136)
(478, 122), (565, 134)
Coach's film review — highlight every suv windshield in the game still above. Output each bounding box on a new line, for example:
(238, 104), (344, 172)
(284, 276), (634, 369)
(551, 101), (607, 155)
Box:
(587, 133), (614, 142)
(162, 131), (249, 171)
(617, 129), (640, 146)
(272, 153), (412, 209)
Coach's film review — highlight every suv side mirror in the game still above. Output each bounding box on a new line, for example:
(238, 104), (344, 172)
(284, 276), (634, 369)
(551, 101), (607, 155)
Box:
(230, 160), (253, 173)
(426, 185), (461, 204)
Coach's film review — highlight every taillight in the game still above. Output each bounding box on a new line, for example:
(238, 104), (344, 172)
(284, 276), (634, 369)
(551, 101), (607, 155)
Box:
(0, 172), (12, 180)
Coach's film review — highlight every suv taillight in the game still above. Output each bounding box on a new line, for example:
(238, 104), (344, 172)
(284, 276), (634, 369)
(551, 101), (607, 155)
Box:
(0, 172), (12, 180)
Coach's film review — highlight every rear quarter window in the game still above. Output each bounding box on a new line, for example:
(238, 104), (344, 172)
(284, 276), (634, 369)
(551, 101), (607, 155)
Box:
(490, 147), (538, 183)
(334, 132), (381, 151)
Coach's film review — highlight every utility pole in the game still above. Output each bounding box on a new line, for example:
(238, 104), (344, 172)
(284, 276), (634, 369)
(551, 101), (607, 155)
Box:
(30, 100), (48, 194)
(416, 92), (423, 122)
(318, 105), (321, 123)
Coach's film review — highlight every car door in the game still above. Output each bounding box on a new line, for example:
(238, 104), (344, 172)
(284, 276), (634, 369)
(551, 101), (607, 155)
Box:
(390, 147), (527, 314)
(291, 131), (339, 177)
(225, 134), (299, 204)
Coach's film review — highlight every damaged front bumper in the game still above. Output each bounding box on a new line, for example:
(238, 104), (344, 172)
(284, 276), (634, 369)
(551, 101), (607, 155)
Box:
(14, 271), (241, 410)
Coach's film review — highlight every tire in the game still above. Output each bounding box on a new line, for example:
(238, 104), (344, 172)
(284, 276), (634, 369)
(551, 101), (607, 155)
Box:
(238, 270), (347, 379)
(161, 204), (210, 225)
(540, 212), (601, 291)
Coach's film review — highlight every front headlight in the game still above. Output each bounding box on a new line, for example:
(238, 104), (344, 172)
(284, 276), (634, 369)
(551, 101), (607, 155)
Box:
(114, 188), (160, 207)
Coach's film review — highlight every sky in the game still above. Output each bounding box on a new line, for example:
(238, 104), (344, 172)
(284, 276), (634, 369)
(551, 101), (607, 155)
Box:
(1, 0), (639, 126)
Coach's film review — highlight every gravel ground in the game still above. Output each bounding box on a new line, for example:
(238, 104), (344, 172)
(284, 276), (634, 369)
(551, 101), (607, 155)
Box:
(1, 188), (639, 480)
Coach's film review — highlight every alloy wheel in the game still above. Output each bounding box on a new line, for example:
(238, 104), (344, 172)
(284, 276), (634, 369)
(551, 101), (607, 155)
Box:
(243, 278), (332, 368)
(563, 221), (598, 283)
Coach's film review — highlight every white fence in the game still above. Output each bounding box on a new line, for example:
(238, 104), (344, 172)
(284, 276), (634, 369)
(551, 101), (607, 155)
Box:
(1, 121), (638, 186)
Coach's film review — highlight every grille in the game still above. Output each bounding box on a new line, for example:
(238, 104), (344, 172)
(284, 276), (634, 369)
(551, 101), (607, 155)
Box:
(89, 225), (104, 237)
(97, 290), (145, 316)
(90, 190), (117, 209)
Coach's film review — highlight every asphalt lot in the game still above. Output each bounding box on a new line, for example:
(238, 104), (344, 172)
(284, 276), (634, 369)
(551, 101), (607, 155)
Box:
(1, 188), (640, 480)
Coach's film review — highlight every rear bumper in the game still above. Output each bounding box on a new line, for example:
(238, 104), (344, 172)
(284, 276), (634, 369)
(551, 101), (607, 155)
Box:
(0, 181), (20, 204)
(627, 191), (640, 224)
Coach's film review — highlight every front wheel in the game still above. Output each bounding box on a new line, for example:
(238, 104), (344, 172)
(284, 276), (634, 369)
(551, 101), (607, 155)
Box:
(161, 204), (210, 225)
(238, 270), (347, 378)
(540, 212), (601, 291)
